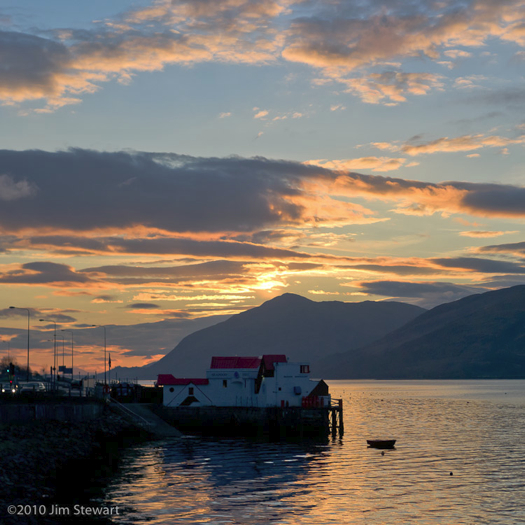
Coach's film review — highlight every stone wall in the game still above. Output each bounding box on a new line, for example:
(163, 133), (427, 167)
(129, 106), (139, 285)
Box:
(0, 402), (104, 424)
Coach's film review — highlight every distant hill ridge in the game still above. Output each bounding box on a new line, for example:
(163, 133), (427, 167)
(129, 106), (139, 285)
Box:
(110, 293), (425, 379)
(318, 285), (525, 379)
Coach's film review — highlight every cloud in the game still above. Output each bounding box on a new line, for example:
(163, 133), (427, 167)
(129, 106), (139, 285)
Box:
(0, 261), (94, 286)
(477, 241), (525, 257)
(0, 148), (387, 236)
(355, 280), (488, 307)
(431, 257), (525, 274)
(373, 133), (525, 156)
(0, 306), (77, 324)
(453, 75), (487, 90)
(306, 157), (417, 173)
(345, 264), (442, 276)
(3, 148), (525, 251)
(0, 31), (74, 106)
(467, 86), (525, 108)
(284, 1), (525, 67)
(3, 0), (525, 109)
(281, 1), (525, 103)
(218, 112), (231, 118)
(91, 295), (123, 303)
(19, 235), (312, 259)
(340, 71), (444, 105)
(0, 0), (283, 109)
(253, 109), (269, 119)
(459, 230), (517, 238)
(0, 174), (37, 201)
(126, 303), (160, 309)
(444, 50), (472, 59)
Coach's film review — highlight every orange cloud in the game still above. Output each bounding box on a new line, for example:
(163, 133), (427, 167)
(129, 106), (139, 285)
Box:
(459, 230), (518, 238)
(340, 72), (445, 105)
(3, 0), (525, 110)
(306, 157), (417, 173)
(401, 134), (525, 156)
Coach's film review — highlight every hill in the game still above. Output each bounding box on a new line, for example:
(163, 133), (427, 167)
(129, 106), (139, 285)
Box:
(112, 293), (425, 379)
(319, 285), (525, 379)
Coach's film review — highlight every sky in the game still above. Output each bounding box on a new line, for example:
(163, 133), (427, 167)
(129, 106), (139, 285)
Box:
(1, 0), (525, 376)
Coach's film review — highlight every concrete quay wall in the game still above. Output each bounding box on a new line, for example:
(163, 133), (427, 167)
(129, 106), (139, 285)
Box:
(154, 405), (329, 438)
(0, 402), (104, 424)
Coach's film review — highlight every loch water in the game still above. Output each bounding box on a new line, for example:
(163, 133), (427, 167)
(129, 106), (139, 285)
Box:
(103, 381), (525, 524)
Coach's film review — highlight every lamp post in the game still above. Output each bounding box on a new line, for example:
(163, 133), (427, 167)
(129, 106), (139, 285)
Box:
(92, 325), (107, 386)
(61, 329), (74, 380)
(9, 306), (30, 382)
(40, 320), (57, 389)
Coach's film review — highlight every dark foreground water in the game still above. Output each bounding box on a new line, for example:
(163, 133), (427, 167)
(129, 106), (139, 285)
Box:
(102, 381), (525, 524)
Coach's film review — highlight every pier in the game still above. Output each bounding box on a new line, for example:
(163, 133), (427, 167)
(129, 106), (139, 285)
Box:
(155, 398), (344, 439)
(328, 399), (344, 437)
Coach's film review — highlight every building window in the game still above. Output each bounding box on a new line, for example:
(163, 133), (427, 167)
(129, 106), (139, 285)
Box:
(223, 380), (227, 388)
(188, 387), (194, 395)
(300, 365), (310, 374)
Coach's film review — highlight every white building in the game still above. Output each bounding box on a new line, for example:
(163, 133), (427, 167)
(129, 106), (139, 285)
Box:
(158, 355), (330, 408)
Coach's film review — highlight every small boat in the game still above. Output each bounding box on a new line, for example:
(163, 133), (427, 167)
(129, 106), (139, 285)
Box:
(367, 439), (396, 449)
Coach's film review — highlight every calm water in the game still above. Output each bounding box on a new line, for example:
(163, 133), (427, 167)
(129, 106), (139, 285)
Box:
(103, 381), (525, 524)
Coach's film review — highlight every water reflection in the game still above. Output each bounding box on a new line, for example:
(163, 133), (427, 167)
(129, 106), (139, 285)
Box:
(107, 436), (336, 524)
(104, 381), (525, 525)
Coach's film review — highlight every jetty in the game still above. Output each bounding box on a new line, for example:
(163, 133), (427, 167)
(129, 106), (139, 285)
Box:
(156, 354), (344, 438)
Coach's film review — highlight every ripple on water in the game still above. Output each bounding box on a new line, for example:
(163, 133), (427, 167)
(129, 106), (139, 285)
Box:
(103, 381), (525, 525)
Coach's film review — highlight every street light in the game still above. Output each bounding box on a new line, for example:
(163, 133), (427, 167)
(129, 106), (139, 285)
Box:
(40, 319), (57, 389)
(61, 329), (74, 380)
(92, 325), (107, 386)
(9, 306), (30, 382)
(44, 339), (54, 386)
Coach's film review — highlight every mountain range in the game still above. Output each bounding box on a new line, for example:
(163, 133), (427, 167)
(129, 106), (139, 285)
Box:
(110, 285), (525, 381)
(110, 293), (424, 380)
(318, 285), (525, 379)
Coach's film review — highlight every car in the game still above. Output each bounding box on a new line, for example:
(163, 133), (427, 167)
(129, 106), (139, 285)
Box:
(19, 382), (46, 393)
(0, 382), (17, 394)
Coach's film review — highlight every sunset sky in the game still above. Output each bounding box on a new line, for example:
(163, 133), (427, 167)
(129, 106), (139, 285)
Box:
(1, 0), (525, 375)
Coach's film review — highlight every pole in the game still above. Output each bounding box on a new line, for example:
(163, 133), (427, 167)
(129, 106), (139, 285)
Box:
(92, 325), (107, 386)
(10, 306), (30, 382)
(53, 326), (57, 389)
(40, 319), (58, 390)
(26, 310), (29, 382)
(104, 327), (107, 386)
(61, 330), (73, 381)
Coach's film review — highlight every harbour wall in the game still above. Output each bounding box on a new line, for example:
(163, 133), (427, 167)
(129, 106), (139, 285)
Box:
(0, 401), (104, 424)
(154, 405), (330, 438)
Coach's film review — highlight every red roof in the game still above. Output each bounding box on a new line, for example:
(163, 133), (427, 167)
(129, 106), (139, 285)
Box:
(262, 354), (287, 371)
(210, 356), (262, 369)
(157, 374), (209, 386)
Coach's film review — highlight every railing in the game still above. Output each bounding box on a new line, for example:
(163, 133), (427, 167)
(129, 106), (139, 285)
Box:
(109, 397), (153, 429)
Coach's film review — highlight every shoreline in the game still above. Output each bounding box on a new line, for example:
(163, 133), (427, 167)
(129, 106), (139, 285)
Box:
(0, 405), (154, 524)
